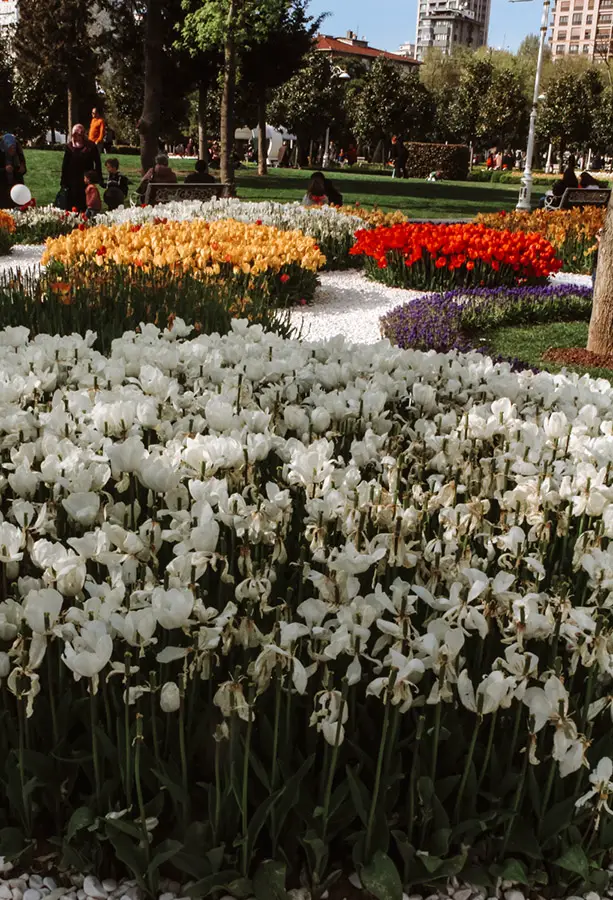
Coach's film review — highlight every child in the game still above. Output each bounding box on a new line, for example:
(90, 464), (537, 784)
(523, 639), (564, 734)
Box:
(84, 170), (101, 219)
(104, 158), (129, 209)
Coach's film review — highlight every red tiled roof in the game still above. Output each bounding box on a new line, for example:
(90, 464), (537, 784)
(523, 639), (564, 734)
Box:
(316, 34), (420, 66)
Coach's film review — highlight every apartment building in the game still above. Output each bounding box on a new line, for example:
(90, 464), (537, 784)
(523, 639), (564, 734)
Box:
(550, 0), (613, 61)
(0, 0), (18, 32)
(414, 0), (491, 60)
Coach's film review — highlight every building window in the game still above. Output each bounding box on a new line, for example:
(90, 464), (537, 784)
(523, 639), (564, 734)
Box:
(559, 14), (568, 22)
(558, 29), (567, 37)
(572, 12), (582, 22)
(585, 29), (591, 37)
(583, 43), (591, 51)
(586, 15), (593, 22)
(569, 42), (579, 51)
(556, 43), (566, 53)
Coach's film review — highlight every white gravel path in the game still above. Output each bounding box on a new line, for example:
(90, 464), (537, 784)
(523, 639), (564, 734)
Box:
(0, 244), (44, 276)
(290, 270), (422, 344)
(0, 246), (594, 345)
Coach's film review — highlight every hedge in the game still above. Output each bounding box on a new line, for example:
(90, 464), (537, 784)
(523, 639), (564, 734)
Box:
(404, 142), (470, 180)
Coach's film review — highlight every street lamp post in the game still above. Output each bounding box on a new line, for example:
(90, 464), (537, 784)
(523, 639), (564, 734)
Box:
(513, 0), (551, 211)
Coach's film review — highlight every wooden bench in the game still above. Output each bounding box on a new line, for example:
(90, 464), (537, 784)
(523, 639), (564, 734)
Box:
(143, 182), (234, 206)
(559, 188), (611, 209)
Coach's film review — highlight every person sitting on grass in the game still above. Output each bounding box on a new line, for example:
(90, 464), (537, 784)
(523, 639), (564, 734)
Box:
(301, 171), (343, 208)
(184, 159), (216, 184)
(103, 158), (129, 210)
(84, 170), (101, 219)
(137, 154), (177, 201)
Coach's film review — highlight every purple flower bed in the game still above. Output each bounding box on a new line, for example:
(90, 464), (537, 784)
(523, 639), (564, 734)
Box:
(380, 284), (593, 356)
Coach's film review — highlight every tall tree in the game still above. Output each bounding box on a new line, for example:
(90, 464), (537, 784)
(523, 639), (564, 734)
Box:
(477, 66), (529, 148)
(447, 57), (495, 145)
(239, 1), (321, 175)
(588, 196), (613, 355)
(139, 0), (164, 171)
(268, 50), (347, 164)
(181, 0), (292, 185)
(536, 70), (592, 159)
(348, 59), (435, 149)
(13, 0), (98, 135)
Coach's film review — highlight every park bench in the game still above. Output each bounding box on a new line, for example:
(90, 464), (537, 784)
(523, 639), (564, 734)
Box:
(143, 182), (234, 206)
(545, 188), (611, 211)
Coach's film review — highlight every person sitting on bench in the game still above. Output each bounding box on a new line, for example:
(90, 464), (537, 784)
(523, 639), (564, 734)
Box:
(184, 159), (216, 184)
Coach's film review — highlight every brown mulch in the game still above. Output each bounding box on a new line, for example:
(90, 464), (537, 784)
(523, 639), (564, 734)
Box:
(542, 346), (613, 371)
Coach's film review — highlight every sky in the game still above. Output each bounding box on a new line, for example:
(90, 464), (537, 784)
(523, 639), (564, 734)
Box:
(308, 0), (543, 54)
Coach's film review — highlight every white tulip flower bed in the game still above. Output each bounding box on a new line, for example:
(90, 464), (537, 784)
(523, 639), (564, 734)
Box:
(0, 317), (612, 900)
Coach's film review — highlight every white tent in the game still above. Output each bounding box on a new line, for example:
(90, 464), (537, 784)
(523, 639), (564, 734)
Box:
(251, 124), (297, 165)
(234, 126), (253, 141)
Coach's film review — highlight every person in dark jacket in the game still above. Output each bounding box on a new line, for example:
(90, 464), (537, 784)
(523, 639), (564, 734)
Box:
(184, 160), (216, 184)
(61, 124), (103, 212)
(389, 136), (408, 179)
(0, 133), (27, 209)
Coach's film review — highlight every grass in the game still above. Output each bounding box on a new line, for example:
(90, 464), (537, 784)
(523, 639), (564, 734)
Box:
(21, 149), (547, 217)
(487, 321), (613, 381)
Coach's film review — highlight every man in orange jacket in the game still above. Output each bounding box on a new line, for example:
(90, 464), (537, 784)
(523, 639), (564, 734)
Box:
(88, 108), (105, 146)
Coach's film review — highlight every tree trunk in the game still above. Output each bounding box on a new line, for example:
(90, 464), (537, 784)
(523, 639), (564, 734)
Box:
(257, 91), (267, 176)
(198, 81), (208, 163)
(587, 195), (613, 355)
(139, 0), (163, 174)
(67, 85), (74, 137)
(220, 0), (236, 187)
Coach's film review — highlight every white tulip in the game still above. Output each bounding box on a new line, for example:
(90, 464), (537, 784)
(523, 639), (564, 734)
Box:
(23, 588), (63, 634)
(62, 492), (101, 527)
(151, 587), (194, 629)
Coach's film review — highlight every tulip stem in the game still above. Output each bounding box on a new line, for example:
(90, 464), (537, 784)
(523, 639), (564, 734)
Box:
(134, 713), (152, 892)
(477, 709), (498, 794)
(241, 703), (254, 877)
(538, 757), (557, 837)
(213, 738), (222, 846)
(365, 671), (397, 862)
(179, 675), (189, 828)
(407, 716), (425, 858)
(321, 681), (349, 843)
(124, 652), (132, 810)
(270, 671), (282, 858)
(430, 701), (442, 783)
(454, 715), (481, 822)
(90, 688), (102, 811)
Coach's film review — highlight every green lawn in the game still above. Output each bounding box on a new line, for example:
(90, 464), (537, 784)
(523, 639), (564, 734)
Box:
(488, 321), (613, 381)
(21, 149), (545, 217)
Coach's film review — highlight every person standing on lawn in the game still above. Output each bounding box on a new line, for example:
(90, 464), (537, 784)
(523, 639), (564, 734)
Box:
(60, 124), (103, 212)
(89, 108), (105, 147)
(389, 136), (408, 179)
(0, 133), (27, 208)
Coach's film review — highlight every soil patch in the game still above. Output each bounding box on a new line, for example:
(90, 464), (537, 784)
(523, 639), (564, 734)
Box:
(542, 346), (613, 371)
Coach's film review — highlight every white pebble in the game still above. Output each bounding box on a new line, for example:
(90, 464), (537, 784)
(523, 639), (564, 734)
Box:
(83, 881), (106, 900)
(29, 880), (43, 891)
(23, 890), (41, 900)
(455, 892), (472, 900)
(41, 883), (56, 894)
(504, 892), (525, 900)
(100, 888), (115, 897)
(348, 873), (362, 889)
(159, 894), (174, 900)
(10, 890), (22, 900)
(0, 887), (12, 900)
(9, 884), (27, 893)
(77, 892), (85, 900)
(586, 894), (600, 900)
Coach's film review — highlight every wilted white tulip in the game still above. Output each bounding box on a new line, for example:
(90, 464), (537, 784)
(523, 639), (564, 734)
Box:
(160, 681), (181, 713)
(0, 651), (10, 679)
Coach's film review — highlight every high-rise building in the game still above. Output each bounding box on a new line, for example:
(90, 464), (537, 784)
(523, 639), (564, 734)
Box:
(0, 0), (19, 32)
(550, 0), (613, 62)
(414, 0), (491, 60)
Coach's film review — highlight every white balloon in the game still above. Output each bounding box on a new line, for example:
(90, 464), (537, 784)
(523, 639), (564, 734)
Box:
(10, 184), (31, 206)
